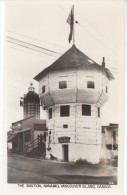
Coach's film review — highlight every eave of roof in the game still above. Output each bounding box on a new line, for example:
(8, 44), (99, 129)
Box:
(12, 117), (46, 125)
(34, 44), (114, 81)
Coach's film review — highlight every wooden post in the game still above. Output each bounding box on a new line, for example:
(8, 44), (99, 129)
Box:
(112, 137), (113, 152)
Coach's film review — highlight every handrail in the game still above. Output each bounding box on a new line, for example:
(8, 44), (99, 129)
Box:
(27, 137), (38, 148)
(113, 140), (118, 148)
(26, 136), (45, 154)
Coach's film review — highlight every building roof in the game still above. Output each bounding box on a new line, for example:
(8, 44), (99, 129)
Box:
(12, 116), (46, 125)
(23, 83), (40, 103)
(12, 128), (31, 134)
(8, 133), (17, 142)
(34, 44), (114, 81)
(102, 123), (118, 132)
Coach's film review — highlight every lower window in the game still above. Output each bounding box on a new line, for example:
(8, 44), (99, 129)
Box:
(82, 104), (91, 116)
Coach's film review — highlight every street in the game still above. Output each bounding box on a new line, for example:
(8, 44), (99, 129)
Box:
(8, 154), (117, 184)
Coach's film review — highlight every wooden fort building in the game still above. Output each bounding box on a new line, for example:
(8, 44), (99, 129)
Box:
(34, 44), (114, 163)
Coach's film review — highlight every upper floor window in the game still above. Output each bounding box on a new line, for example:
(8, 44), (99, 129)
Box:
(59, 81), (67, 89)
(82, 104), (91, 116)
(87, 81), (95, 89)
(60, 105), (70, 117)
(49, 108), (52, 119)
(42, 85), (45, 93)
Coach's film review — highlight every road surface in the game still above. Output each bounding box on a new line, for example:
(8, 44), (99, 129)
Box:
(8, 154), (117, 184)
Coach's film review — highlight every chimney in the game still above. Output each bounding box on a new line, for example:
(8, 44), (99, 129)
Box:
(102, 57), (105, 68)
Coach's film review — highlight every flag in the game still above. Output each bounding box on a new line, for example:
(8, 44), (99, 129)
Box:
(67, 6), (74, 43)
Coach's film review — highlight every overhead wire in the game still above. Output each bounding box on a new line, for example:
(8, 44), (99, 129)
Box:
(8, 40), (57, 58)
(76, 9), (117, 51)
(8, 45), (56, 61)
(58, 4), (118, 72)
(8, 36), (61, 55)
(8, 5), (118, 74)
(8, 30), (64, 49)
(58, 4), (117, 52)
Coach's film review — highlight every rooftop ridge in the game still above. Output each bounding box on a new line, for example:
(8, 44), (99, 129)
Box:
(34, 45), (114, 81)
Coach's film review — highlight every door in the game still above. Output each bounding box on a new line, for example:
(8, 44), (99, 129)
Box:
(18, 133), (23, 152)
(63, 145), (68, 162)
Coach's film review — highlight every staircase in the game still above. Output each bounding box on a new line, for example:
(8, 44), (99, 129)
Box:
(113, 140), (118, 150)
(26, 135), (46, 157)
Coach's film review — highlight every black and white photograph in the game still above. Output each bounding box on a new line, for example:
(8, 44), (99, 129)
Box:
(0, 0), (126, 195)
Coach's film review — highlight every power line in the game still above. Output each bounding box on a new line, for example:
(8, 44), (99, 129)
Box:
(76, 9), (117, 51)
(8, 40), (57, 57)
(8, 36), (61, 55)
(57, 5), (119, 70)
(58, 4), (117, 53)
(8, 45), (56, 60)
(8, 30), (64, 49)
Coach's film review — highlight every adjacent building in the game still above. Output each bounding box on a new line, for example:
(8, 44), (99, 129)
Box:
(102, 123), (118, 150)
(8, 84), (47, 156)
(20, 83), (40, 119)
(8, 116), (47, 154)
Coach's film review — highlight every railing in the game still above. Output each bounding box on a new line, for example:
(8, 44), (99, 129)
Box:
(113, 140), (118, 150)
(26, 135), (45, 154)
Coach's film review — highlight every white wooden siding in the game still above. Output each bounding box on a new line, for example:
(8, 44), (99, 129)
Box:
(38, 68), (109, 107)
(46, 103), (101, 145)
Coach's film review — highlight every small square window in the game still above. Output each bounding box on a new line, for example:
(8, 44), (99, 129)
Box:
(59, 81), (67, 89)
(42, 85), (45, 93)
(87, 81), (95, 89)
(60, 105), (70, 117)
(82, 105), (91, 116)
(63, 124), (68, 128)
(49, 108), (52, 119)
(98, 107), (100, 118)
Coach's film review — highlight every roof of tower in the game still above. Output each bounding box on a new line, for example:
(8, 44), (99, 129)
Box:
(24, 83), (40, 102)
(34, 44), (114, 81)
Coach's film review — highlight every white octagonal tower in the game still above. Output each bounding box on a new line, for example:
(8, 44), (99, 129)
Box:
(34, 45), (114, 163)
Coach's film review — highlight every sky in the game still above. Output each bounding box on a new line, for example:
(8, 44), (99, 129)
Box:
(4, 0), (125, 131)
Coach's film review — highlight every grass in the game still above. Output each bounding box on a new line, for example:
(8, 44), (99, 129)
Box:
(75, 158), (93, 165)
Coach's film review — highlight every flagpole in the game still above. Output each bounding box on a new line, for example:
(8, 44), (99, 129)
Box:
(73, 5), (75, 45)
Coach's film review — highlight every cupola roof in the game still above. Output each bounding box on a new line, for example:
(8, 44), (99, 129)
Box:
(24, 83), (40, 102)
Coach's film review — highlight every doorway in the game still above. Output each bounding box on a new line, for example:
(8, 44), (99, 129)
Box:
(63, 145), (68, 162)
(18, 133), (23, 152)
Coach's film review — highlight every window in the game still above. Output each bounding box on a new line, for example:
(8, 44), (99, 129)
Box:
(82, 105), (91, 116)
(34, 124), (46, 130)
(87, 81), (95, 89)
(98, 107), (100, 118)
(106, 86), (108, 93)
(63, 124), (68, 128)
(42, 85), (45, 93)
(59, 81), (67, 89)
(60, 105), (70, 117)
(49, 108), (52, 119)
